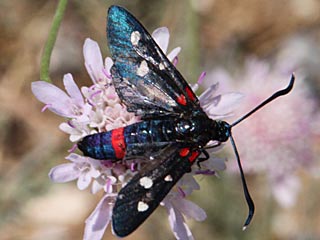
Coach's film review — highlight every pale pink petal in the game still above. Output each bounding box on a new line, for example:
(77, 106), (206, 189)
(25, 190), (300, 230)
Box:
(59, 122), (80, 135)
(204, 156), (226, 171)
(48, 163), (80, 183)
(70, 134), (84, 142)
(65, 153), (86, 163)
(166, 202), (194, 240)
(84, 195), (113, 240)
(59, 123), (89, 142)
(63, 73), (84, 104)
(175, 199), (207, 221)
(104, 57), (113, 75)
(178, 174), (200, 192)
(152, 27), (169, 53)
(167, 47), (181, 62)
(205, 92), (244, 117)
(83, 38), (104, 84)
(31, 81), (74, 117)
(91, 180), (104, 194)
(89, 166), (102, 179)
(198, 82), (219, 105)
(77, 172), (92, 190)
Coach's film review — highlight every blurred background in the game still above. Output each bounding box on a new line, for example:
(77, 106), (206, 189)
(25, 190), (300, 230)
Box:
(1, 0), (320, 239)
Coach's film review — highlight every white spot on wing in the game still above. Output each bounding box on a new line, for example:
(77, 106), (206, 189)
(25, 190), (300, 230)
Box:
(164, 175), (173, 182)
(131, 31), (141, 46)
(118, 194), (124, 200)
(159, 63), (165, 70)
(137, 201), (149, 212)
(137, 60), (149, 77)
(139, 176), (153, 189)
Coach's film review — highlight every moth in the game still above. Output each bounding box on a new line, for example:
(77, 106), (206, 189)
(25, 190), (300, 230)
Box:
(78, 5), (295, 237)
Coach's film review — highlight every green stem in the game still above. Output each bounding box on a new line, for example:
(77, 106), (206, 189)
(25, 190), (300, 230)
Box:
(40, 0), (68, 82)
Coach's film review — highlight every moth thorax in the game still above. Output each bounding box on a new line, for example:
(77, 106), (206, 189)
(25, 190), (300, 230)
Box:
(175, 119), (195, 136)
(213, 120), (230, 142)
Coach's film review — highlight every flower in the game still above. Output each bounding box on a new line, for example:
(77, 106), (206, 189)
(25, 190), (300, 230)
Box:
(206, 58), (320, 207)
(32, 27), (236, 240)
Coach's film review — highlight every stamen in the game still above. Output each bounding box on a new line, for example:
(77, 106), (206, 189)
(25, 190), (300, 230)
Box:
(197, 71), (206, 85)
(102, 68), (112, 79)
(90, 90), (102, 100)
(87, 99), (95, 107)
(177, 186), (186, 198)
(173, 56), (179, 66)
(195, 169), (215, 175)
(130, 162), (136, 172)
(67, 120), (75, 128)
(41, 104), (51, 112)
(68, 143), (78, 153)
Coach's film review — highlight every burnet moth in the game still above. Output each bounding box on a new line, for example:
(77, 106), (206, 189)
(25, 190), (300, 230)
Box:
(78, 5), (295, 237)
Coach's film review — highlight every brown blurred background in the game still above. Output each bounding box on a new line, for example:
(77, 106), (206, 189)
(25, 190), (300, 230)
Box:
(1, 0), (320, 239)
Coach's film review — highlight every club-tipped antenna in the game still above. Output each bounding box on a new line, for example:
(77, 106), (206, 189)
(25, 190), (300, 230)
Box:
(228, 131), (255, 229)
(231, 74), (295, 128)
(227, 74), (295, 229)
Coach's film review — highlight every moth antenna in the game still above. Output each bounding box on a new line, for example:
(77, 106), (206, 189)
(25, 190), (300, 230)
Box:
(228, 129), (255, 229)
(227, 74), (295, 229)
(231, 74), (295, 128)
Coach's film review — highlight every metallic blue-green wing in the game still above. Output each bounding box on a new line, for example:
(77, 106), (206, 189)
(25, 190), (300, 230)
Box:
(107, 5), (204, 118)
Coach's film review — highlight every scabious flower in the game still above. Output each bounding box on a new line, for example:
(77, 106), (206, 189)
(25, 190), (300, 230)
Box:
(206, 58), (320, 207)
(32, 27), (237, 240)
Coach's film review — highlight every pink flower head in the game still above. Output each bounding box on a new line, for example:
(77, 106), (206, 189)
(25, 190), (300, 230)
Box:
(207, 58), (320, 207)
(32, 26), (238, 240)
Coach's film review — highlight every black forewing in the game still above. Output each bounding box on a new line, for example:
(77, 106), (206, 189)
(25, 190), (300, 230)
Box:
(107, 5), (204, 118)
(112, 148), (197, 237)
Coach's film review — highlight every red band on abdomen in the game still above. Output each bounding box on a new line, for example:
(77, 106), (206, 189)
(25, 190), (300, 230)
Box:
(111, 128), (126, 159)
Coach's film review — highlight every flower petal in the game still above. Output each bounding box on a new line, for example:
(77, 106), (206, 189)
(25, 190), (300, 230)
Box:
(152, 27), (169, 53)
(65, 153), (86, 163)
(83, 38), (104, 84)
(104, 57), (113, 77)
(203, 155), (226, 171)
(77, 172), (92, 190)
(167, 47), (181, 62)
(204, 92), (244, 118)
(48, 163), (80, 183)
(166, 201), (194, 240)
(198, 82), (219, 105)
(31, 81), (74, 117)
(91, 179), (104, 194)
(178, 174), (200, 192)
(84, 195), (113, 240)
(175, 198), (207, 221)
(63, 73), (84, 105)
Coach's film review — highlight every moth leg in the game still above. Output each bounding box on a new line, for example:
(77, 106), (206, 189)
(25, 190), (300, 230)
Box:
(197, 149), (210, 169)
(196, 141), (223, 168)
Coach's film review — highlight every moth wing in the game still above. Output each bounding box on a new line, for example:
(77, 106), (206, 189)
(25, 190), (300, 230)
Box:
(107, 5), (203, 118)
(112, 147), (200, 237)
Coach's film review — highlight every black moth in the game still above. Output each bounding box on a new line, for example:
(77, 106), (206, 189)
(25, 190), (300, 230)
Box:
(77, 5), (295, 237)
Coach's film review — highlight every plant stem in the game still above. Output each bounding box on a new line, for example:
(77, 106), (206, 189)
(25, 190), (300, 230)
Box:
(40, 0), (68, 82)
